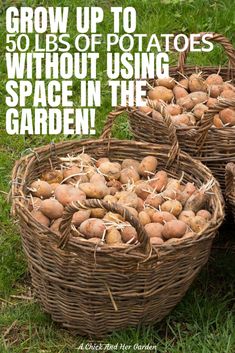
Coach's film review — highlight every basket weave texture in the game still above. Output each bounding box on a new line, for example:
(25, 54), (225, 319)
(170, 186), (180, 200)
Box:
(225, 163), (235, 222)
(11, 110), (224, 337)
(128, 33), (235, 193)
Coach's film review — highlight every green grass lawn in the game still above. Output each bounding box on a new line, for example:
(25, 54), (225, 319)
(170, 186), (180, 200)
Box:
(0, 0), (235, 352)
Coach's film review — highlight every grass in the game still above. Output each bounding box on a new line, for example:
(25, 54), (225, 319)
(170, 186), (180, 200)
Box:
(0, 0), (235, 352)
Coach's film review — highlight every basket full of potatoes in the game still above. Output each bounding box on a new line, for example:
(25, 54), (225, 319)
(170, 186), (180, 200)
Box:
(128, 32), (235, 192)
(11, 114), (224, 337)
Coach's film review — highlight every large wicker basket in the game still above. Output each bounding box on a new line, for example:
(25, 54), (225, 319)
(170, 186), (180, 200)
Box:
(128, 32), (235, 193)
(225, 163), (235, 223)
(11, 109), (224, 337)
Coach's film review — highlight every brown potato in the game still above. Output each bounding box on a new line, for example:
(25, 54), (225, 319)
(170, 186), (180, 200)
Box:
(171, 114), (191, 126)
(213, 114), (223, 128)
(31, 209), (50, 227)
(105, 227), (122, 245)
(63, 166), (82, 181)
(196, 209), (212, 221)
(156, 77), (175, 89)
(220, 90), (235, 100)
(121, 159), (140, 171)
(138, 156), (158, 177)
(79, 182), (109, 199)
(178, 79), (189, 90)
(148, 170), (168, 192)
(121, 226), (138, 243)
(103, 212), (124, 223)
(72, 210), (91, 226)
(54, 185), (86, 206)
(116, 191), (138, 208)
(41, 170), (63, 184)
(144, 207), (156, 218)
(177, 92), (207, 110)
(107, 179), (122, 190)
(151, 211), (176, 224)
(219, 108), (235, 126)
(161, 199), (183, 216)
(50, 183), (60, 193)
(87, 237), (102, 244)
(28, 196), (42, 211)
(152, 110), (163, 122)
(145, 194), (163, 208)
(165, 104), (182, 116)
(173, 86), (188, 100)
(50, 218), (62, 234)
(208, 84), (223, 98)
(178, 210), (195, 225)
(206, 74), (223, 85)
(40, 199), (64, 219)
(135, 182), (152, 200)
(90, 173), (106, 184)
(99, 162), (121, 180)
(96, 157), (110, 168)
(193, 103), (208, 119)
(136, 197), (144, 212)
(30, 180), (52, 199)
(162, 220), (187, 239)
(138, 105), (153, 114)
(119, 167), (140, 184)
(188, 74), (207, 92)
(139, 211), (151, 226)
(90, 208), (106, 219)
(103, 195), (118, 204)
(207, 97), (218, 108)
(148, 86), (174, 102)
(189, 215), (207, 233)
(144, 223), (164, 238)
(184, 190), (208, 213)
(125, 206), (139, 218)
(150, 237), (164, 245)
(79, 218), (106, 239)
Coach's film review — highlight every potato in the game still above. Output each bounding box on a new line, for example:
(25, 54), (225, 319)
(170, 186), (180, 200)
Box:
(206, 74), (223, 85)
(79, 182), (109, 199)
(150, 237), (164, 245)
(148, 170), (168, 192)
(178, 79), (189, 90)
(183, 182), (196, 196)
(105, 227), (122, 245)
(41, 170), (63, 184)
(165, 104), (182, 116)
(207, 97), (218, 108)
(136, 197), (144, 212)
(103, 195), (118, 203)
(107, 179), (122, 190)
(220, 90), (235, 100)
(63, 166), (82, 181)
(103, 212), (124, 223)
(144, 207), (156, 218)
(79, 218), (105, 239)
(145, 194), (163, 208)
(135, 182), (152, 200)
(182, 231), (195, 240)
(50, 218), (62, 234)
(177, 92), (207, 110)
(78, 153), (92, 165)
(139, 211), (151, 226)
(156, 77), (175, 89)
(121, 226), (138, 243)
(196, 209), (212, 221)
(87, 237), (102, 244)
(50, 183), (60, 193)
(166, 178), (181, 191)
(144, 223), (164, 238)
(173, 86), (188, 100)
(184, 190), (208, 213)
(119, 167), (140, 184)
(178, 210), (195, 225)
(28, 196), (42, 211)
(148, 86), (174, 102)
(208, 84), (223, 98)
(90, 173), (106, 184)
(138, 156), (158, 177)
(125, 206), (139, 218)
(90, 208), (106, 219)
(39, 199), (64, 219)
(116, 191), (138, 208)
(99, 162), (121, 180)
(151, 211), (176, 224)
(84, 165), (97, 179)
(193, 103), (208, 119)
(108, 187), (118, 196)
(171, 114), (191, 126)
(30, 180), (52, 199)
(72, 210), (91, 226)
(219, 108), (235, 126)
(189, 216), (207, 233)
(121, 158), (140, 171)
(54, 184), (86, 206)
(152, 110), (163, 122)
(138, 105), (153, 114)
(31, 210), (50, 227)
(162, 220), (187, 239)
(188, 74), (207, 92)
(213, 114), (223, 128)
(96, 157), (110, 168)
(161, 199), (182, 216)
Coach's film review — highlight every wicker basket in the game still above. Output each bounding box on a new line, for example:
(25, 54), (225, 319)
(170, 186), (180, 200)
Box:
(128, 32), (235, 193)
(225, 163), (235, 222)
(11, 109), (224, 337)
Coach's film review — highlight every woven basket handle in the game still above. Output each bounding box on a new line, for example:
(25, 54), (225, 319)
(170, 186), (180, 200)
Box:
(178, 32), (235, 72)
(225, 162), (235, 198)
(58, 199), (151, 256)
(146, 100), (180, 167)
(100, 106), (128, 139)
(196, 98), (235, 150)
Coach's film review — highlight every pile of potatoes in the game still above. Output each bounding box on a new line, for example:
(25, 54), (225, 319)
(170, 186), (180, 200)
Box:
(28, 153), (213, 246)
(139, 73), (235, 128)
